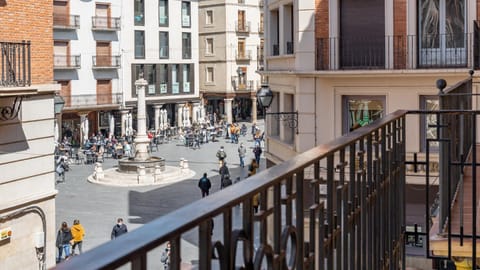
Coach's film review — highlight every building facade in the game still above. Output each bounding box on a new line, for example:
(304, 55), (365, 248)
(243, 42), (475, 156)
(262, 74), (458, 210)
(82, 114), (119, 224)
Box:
(199, 0), (264, 124)
(0, 0), (59, 268)
(54, 0), (122, 145)
(121, 0), (200, 132)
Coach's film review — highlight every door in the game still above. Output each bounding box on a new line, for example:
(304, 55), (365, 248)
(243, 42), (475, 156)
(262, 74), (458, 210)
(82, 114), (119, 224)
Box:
(53, 0), (69, 26)
(418, 0), (466, 67)
(96, 42), (111, 67)
(95, 3), (110, 28)
(54, 41), (69, 67)
(58, 81), (71, 107)
(238, 39), (246, 58)
(238, 10), (245, 30)
(97, 80), (112, 105)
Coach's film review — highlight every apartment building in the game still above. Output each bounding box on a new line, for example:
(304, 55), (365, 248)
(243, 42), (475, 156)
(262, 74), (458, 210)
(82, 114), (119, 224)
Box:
(121, 0), (200, 131)
(199, 0), (264, 124)
(0, 0), (59, 268)
(54, 0), (122, 145)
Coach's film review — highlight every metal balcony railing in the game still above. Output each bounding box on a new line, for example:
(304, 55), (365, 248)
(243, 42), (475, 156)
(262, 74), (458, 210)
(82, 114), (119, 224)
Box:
(63, 93), (122, 108)
(316, 33), (474, 70)
(272, 44), (279, 56)
(54, 55), (81, 69)
(286, 41), (294, 54)
(236, 50), (251, 61)
(235, 21), (250, 33)
(91, 16), (121, 31)
(0, 41), (30, 87)
(92, 55), (121, 69)
(53, 14), (80, 29)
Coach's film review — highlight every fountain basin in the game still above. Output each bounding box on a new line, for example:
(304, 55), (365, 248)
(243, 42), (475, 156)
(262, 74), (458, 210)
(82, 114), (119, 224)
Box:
(118, 157), (165, 173)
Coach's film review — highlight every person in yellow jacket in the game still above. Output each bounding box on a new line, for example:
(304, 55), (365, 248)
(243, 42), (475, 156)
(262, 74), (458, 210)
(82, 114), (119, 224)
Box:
(70, 219), (85, 255)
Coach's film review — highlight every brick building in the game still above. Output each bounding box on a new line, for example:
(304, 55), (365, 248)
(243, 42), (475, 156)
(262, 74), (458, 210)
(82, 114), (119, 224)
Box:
(0, 0), (58, 268)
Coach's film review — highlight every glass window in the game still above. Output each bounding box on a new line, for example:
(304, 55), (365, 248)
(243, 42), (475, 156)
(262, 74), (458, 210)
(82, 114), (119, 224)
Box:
(172, 64), (179, 94)
(342, 96), (385, 133)
(134, 0), (144, 26)
(160, 64), (168, 94)
(145, 65), (157, 95)
(182, 32), (191, 59)
(135, 30), (145, 59)
(182, 1), (191, 28)
(206, 10), (213, 25)
(206, 67), (214, 82)
(159, 0), (169, 26)
(183, 64), (190, 93)
(159, 31), (169, 59)
(284, 93), (294, 144)
(420, 95), (439, 151)
(206, 38), (214, 54)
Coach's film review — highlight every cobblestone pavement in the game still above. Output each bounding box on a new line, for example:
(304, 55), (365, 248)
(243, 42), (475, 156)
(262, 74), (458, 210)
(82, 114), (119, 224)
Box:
(55, 120), (265, 268)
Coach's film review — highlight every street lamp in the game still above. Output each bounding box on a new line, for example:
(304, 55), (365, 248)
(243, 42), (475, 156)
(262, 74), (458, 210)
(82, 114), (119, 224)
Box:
(53, 95), (65, 142)
(256, 83), (298, 134)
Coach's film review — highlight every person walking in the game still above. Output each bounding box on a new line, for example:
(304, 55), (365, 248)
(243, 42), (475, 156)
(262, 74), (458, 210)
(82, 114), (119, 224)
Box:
(221, 174), (233, 189)
(56, 221), (73, 262)
(238, 142), (247, 168)
(160, 242), (171, 270)
(70, 219), (85, 255)
(248, 159), (258, 176)
(198, 173), (212, 197)
(111, 218), (128, 239)
(253, 145), (263, 166)
(216, 146), (227, 168)
(219, 161), (230, 188)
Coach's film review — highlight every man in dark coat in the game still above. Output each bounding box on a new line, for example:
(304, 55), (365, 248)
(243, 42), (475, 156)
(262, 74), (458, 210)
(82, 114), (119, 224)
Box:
(198, 173), (212, 197)
(111, 218), (128, 239)
(219, 162), (230, 187)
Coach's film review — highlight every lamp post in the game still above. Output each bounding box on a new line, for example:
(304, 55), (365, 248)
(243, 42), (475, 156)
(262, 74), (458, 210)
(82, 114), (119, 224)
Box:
(54, 95), (65, 143)
(256, 83), (298, 133)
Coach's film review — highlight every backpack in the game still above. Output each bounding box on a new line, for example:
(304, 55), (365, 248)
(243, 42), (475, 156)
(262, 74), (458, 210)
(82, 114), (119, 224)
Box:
(217, 150), (226, 159)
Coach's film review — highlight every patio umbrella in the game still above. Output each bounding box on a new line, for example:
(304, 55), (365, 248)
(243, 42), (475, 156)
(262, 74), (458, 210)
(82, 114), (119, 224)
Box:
(109, 114), (115, 138)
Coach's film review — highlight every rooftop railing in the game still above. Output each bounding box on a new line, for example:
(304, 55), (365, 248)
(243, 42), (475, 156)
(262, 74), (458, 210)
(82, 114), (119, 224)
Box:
(0, 41), (30, 87)
(56, 109), (407, 269)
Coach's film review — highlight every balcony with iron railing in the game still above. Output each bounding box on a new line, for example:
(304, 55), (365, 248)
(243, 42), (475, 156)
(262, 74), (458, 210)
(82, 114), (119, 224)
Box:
(0, 41), (31, 87)
(92, 55), (121, 69)
(62, 93), (122, 109)
(53, 14), (80, 29)
(232, 79), (254, 91)
(316, 33), (478, 70)
(259, 0), (264, 8)
(236, 50), (251, 61)
(286, 41), (294, 54)
(91, 16), (121, 31)
(272, 44), (279, 56)
(54, 55), (81, 69)
(235, 21), (250, 34)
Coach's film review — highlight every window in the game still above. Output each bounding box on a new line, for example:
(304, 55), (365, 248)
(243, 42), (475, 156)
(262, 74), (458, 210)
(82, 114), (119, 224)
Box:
(183, 64), (191, 93)
(182, 32), (191, 59)
(160, 64), (168, 93)
(420, 95), (439, 151)
(159, 31), (169, 59)
(237, 10), (246, 31)
(206, 38), (214, 54)
(172, 64), (179, 94)
(238, 39), (246, 58)
(134, 0), (144, 26)
(284, 93), (294, 144)
(206, 67), (214, 83)
(159, 0), (169, 26)
(135, 30), (145, 59)
(206, 10), (213, 25)
(342, 95), (385, 134)
(182, 1), (191, 28)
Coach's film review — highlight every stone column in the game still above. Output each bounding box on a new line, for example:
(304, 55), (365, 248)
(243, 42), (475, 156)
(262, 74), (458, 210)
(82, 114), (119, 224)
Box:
(153, 105), (162, 132)
(177, 104), (183, 128)
(133, 75), (151, 161)
(120, 109), (129, 137)
(251, 96), (257, 123)
(224, 98), (233, 124)
(79, 113), (89, 146)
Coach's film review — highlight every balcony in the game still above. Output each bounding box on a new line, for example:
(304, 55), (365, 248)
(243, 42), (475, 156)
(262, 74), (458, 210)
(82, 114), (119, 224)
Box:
(62, 93), (122, 109)
(232, 78), (254, 91)
(272, 44), (279, 56)
(91, 16), (121, 31)
(53, 14), (80, 29)
(258, 23), (264, 34)
(0, 41), (30, 87)
(286, 41), (294, 54)
(316, 33), (475, 70)
(235, 21), (250, 34)
(54, 55), (81, 69)
(236, 50), (251, 61)
(259, 0), (264, 7)
(92, 55), (121, 69)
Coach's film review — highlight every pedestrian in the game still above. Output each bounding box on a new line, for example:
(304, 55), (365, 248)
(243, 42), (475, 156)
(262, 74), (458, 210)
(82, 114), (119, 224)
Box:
(251, 123), (257, 140)
(161, 242), (171, 270)
(216, 146), (227, 168)
(238, 142), (247, 168)
(198, 173), (212, 197)
(219, 162), (230, 188)
(252, 193), (260, 213)
(56, 221), (73, 262)
(111, 218), (128, 239)
(247, 159), (260, 213)
(248, 159), (258, 176)
(70, 219), (85, 255)
(221, 174), (232, 189)
(253, 145), (263, 166)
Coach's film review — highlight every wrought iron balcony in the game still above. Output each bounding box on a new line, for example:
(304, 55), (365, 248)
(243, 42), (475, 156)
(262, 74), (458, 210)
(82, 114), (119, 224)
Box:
(91, 16), (121, 31)
(0, 41), (30, 87)
(259, 0), (264, 8)
(53, 14), (80, 29)
(286, 41), (294, 54)
(235, 21), (250, 33)
(236, 50), (251, 61)
(92, 55), (121, 69)
(316, 33), (475, 70)
(54, 55), (81, 69)
(62, 93), (122, 109)
(272, 44), (279, 56)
